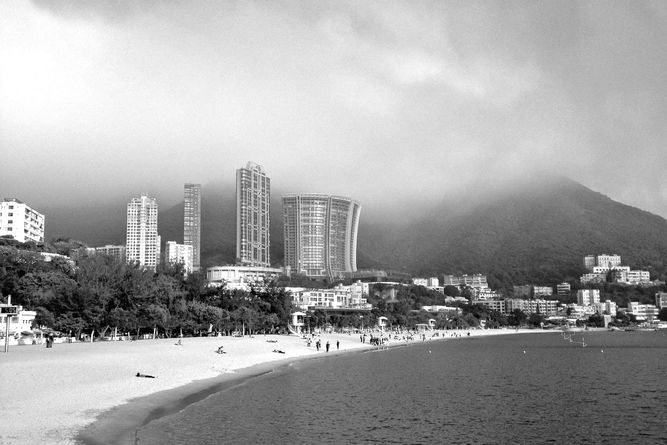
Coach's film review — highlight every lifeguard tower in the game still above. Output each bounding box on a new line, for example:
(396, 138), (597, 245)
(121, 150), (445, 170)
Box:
(289, 312), (306, 335)
(377, 316), (388, 330)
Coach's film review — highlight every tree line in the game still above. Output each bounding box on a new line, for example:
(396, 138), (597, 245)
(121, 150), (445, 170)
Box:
(0, 245), (293, 339)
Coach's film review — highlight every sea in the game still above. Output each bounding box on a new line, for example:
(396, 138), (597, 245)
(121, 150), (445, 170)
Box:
(117, 331), (667, 444)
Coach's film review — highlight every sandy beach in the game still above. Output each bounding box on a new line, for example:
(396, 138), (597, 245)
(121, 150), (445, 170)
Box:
(0, 328), (547, 445)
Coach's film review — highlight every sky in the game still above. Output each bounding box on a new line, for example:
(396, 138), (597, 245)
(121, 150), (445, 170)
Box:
(2, 0), (667, 218)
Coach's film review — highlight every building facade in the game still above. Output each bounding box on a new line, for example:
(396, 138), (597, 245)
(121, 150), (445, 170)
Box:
(282, 194), (361, 279)
(443, 274), (488, 288)
(165, 241), (193, 273)
(183, 183), (201, 271)
(126, 195), (160, 270)
(577, 289), (601, 306)
(236, 163), (270, 267)
(95, 245), (126, 262)
(556, 282), (571, 296)
(0, 198), (45, 243)
(656, 292), (667, 310)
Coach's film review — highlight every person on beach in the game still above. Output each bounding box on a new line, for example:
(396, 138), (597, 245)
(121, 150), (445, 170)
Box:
(216, 345), (225, 354)
(336, 340), (339, 350)
(326, 341), (330, 352)
(316, 340), (320, 351)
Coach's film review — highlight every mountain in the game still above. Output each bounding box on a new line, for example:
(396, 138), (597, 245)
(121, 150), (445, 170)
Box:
(357, 177), (667, 287)
(40, 177), (667, 288)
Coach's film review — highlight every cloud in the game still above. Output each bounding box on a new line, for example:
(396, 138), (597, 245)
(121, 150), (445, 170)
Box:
(1, 1), (666, 220)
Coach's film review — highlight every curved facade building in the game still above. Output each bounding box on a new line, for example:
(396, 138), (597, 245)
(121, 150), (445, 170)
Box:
(282, 194), (361, 278)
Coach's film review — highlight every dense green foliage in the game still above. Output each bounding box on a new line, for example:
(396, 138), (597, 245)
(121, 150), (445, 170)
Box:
(0, 246), (293, 338)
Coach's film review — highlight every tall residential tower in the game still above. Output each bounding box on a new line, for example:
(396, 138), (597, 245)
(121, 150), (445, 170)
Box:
(236, 162), (270, 267)
(282, 194), (361, 279)
(126, 194), (160, 270)
(184, 183), (201, 271)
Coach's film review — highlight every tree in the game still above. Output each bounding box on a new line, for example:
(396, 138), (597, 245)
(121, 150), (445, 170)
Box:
(508, 309), (527, 327)
(658, 307), (667, 322)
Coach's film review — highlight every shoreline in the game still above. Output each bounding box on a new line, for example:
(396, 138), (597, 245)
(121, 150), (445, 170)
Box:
(0, 328), (550, 445)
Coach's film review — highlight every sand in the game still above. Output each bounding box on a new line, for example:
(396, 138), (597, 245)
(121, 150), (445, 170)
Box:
(0, 328), (546, 445)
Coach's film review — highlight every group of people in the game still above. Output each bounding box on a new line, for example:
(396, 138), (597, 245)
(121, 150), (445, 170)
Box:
(305, 334), (339, 352)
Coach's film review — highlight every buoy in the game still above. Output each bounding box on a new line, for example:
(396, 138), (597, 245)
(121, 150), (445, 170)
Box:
(523, 350), (526, 354)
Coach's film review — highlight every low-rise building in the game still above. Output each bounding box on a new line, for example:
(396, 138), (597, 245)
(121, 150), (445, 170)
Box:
(288, 283), (372, 311)
(206, 265), (285, 288)
(592, 300), (617, 316)
(472, 299), (506, 314)
(0, 304), (36, 336)
(95, 245), (126, 262)
(556, 282), (571, 296)
(626, 302), (659, 321)
(505, 299), (558, 317)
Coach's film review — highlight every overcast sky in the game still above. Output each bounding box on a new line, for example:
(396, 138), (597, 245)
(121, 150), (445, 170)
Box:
(2, 1), (667, 217)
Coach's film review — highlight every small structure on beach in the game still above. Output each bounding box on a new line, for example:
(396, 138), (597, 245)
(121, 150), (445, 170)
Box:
(428, 319), (436, 329)
(377, 316), (388, 330)
(290, 312), (306, 335)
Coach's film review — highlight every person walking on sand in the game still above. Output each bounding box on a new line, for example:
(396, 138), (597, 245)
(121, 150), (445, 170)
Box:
(336, 340), (339, 350)
(326, 341), (330, 352)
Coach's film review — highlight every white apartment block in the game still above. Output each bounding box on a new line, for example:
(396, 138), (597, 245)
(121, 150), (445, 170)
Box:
(443, 274), (488, 288)
(165, 241), (194, 273)
(625, 270), (650, 285)
(626, 302), (659, 321)
(412, 278), (428, 286)
(592, 300), (617, 316)
(557, 282), (571, 296)
(126, 195), (160, 270)
(505, 298), (558, 317)
(0, 198), (45, 243)
(577, 289), (601, 306)
(472, 299), (506, 314)
(596, 254), (622, 269)
(288, 282), (371, 311)
(206, 265), (285, 287)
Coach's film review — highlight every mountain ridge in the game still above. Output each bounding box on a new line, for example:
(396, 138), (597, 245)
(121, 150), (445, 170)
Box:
(39, 178), (667, 287)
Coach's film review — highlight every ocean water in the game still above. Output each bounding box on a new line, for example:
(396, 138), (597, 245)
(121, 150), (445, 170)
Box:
(133, 331), (667, 444)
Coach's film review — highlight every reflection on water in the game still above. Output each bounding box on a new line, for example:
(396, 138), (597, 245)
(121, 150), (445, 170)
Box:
(136, 331), (667, 445)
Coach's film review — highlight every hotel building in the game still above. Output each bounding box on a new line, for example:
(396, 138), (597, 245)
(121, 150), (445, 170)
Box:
(0, 198), (45, 244)
(282, 194), (361, 279)
(126, 195), (160, 270)
(236, 162), (270, 267)
(184, 183), (201, 271)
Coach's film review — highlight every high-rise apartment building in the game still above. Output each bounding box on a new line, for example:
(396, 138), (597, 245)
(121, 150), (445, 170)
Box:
(126, 195), (160, 270)
(183, 183), (201, 271)
(282, 194), (361, 278)
(165, 241), (193, 273)
(236, 162), (270, 267)
(0, 198), (45, 243)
